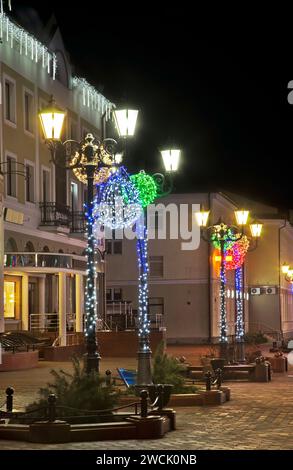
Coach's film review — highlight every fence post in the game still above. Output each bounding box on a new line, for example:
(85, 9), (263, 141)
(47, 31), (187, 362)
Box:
(140, 390), (148, 418)
(205, 371), (212, 391)
(105, 369), (112, 386)
(6, 387), (14, 412)
(48, 394), (57, 422)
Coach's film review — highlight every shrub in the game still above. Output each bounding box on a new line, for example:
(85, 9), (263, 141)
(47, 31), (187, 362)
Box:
(244, 331), (268, 345)
(152, 342), (197, 393)
(26, 357), (117, 417)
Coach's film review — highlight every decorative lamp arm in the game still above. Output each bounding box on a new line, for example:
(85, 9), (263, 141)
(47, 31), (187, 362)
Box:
(152, 172), (174, 198)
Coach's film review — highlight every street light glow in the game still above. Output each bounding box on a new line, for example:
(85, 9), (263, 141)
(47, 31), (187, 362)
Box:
(250, 222), (263, 238)
(235, 210), (249, 226)
(195, 210), (210, 227)
(160, 149), (181, 172)
(113, 109), (138, 137)
(39, 97), (66, 140)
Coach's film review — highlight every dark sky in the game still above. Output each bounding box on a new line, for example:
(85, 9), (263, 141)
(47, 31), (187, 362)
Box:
(8, 2), (293, 209)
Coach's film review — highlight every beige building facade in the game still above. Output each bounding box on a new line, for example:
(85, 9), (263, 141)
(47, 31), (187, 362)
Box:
(0, 11), (112, 343)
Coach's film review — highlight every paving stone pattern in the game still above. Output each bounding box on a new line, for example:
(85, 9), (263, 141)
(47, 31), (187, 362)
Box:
(1, 360), (293, 449)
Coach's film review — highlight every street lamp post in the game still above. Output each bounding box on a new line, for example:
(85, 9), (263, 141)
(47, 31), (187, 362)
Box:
(39, 97), (138, 373)
(136, 149), (180, 386)
(195, 210), (250, 360)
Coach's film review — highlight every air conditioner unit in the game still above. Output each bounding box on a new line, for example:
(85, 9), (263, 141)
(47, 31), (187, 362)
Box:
(264, 287), (277, 295)
(250, 287), (261, 295)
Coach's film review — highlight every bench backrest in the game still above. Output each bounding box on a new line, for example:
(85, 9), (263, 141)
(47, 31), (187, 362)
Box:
(117, 368), (137, 387)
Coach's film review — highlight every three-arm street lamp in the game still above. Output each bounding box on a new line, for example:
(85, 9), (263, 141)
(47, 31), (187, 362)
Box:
(195, 208), (262, 360)
(39, 97), (138, 373)
(39, 97), (180, 378)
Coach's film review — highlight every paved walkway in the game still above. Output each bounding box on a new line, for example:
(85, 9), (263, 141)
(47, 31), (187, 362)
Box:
(1, 360), (293, 449)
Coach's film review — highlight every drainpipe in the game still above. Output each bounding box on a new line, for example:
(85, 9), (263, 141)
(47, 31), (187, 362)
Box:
(207, 192), (212, 342)
(279, 219), (287, 339)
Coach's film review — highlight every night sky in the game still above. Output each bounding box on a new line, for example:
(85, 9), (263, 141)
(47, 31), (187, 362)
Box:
(8, 2), (293, 209)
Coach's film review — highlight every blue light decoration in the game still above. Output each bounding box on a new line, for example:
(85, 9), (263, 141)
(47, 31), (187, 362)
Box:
(220, 265), (228, 343)
(235, 266), (244, 341)
(93, 166), (142, 230)
(136, 220), (150, 351)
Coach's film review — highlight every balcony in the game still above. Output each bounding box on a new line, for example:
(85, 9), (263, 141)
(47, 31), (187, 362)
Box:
(39, 202), (86, 234)
(4, 252), (87, 271)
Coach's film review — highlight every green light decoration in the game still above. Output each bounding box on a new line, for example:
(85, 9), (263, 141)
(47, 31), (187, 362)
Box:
(211, 228), (238, 250)
(129, 170), (157, 208)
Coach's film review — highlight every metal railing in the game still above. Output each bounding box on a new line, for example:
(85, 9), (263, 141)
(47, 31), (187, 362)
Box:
(39, 202), (70, 227)
(249, 322), (283, 341)
(70, 211), (86, 233)
(4, 252), (86, 271)
(106, 301), (134, 330)
(29, 313), (76, 333)
(39, 202), (86, 234)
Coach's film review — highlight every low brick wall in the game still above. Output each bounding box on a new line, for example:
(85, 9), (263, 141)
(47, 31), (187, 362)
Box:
(97, 330), (166, 357)
(43, 344), (85, 361)
(42, 331), (166, 361)
(0, 351), (39, 372)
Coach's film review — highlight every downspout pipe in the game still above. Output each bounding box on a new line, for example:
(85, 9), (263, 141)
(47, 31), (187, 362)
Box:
(279, 219), (287, 339)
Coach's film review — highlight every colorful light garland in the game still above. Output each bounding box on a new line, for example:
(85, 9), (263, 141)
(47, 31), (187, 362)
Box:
(93, 166), (142, 229)
(129, 170), (157, 208)
(211, 227), (238, 251)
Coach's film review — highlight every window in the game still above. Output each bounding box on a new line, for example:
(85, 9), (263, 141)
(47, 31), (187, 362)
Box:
(106, 239), (122, 255)
(24, 90), (34, 134)
(106, 288), (123, 301)
(149, 256), (164, 278)
(106, 231), (123, 255)
(70, 119), (78, 140)
(6, 155), (17, 197)
(42, 169), (51, 202)
(25, 163), (35, 203)
(149, 297), (164, 316)
(4, 78), (16, 123)
(4, 281), (16, 318)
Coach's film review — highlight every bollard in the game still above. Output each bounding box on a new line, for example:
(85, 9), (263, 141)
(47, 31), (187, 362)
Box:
(140, 390), (148, 418)
(157, 384), (164, 410)
(216, 368), (223, 388)
(6, 387), (14, 412)
(47, 394), (57, 422)
(105, 369), (112, 386)
(205, 371), (212, 391)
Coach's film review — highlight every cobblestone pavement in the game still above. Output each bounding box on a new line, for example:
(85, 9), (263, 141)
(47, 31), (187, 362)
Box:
(1, 361), (293, 450)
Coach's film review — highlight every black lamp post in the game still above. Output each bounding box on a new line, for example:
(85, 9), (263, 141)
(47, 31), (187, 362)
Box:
(39, 97), (137, 373)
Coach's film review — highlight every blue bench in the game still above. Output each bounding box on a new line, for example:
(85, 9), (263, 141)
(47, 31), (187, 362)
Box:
(116, 368), (137, 387)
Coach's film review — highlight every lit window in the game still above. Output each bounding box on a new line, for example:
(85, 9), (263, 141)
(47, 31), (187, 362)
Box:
(4, 281), (16, 318)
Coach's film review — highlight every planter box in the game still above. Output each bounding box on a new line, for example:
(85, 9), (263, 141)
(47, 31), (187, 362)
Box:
(169, 393), (203, 406)
(267, 357), (287, 373)
(203, 390), (226, 405)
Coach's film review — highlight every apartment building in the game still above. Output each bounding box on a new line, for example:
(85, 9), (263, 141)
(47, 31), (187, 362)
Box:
(106, 192), (293, 344)
(0, 11), (113, 343)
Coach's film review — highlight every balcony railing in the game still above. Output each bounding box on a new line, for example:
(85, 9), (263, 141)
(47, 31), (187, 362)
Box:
(40, 202), (70, 227)
(4, 252), (87, 271)
(70, 211), (87, 233)
(39, 202), (86, 233)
